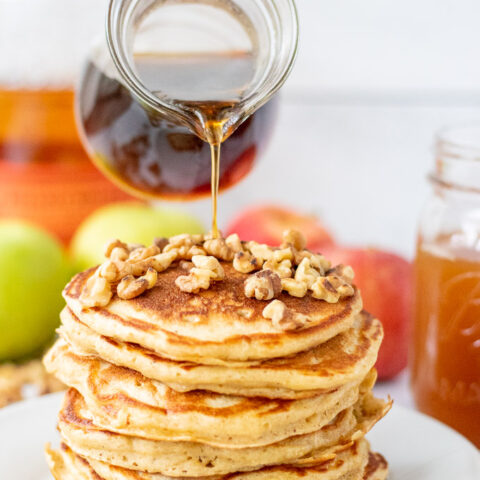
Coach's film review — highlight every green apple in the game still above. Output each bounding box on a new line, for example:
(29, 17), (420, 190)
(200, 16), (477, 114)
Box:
(0, 221), (72, 362)
(71, 202), (204, 270)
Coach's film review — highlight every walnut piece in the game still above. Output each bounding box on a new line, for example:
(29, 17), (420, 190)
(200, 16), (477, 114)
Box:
(117, 267), (158, 300)
(281, 278), (308, 297)
(233, 251), (261, 273)
(110, 246), (129, 262)
(272, 248), (294, 263)
(310, 275), (354, 303)
(281, 229), (307, 251)
(80, 270), (112, 307)
(104, 239), (129, 259)
(128, 245), (161, 262)
(263, 258), (292, 279)
(295, 258), (321, 287)
(246, 242), (273, 262)
(175, 255), (225, 293)
(192, 255), (225, 280)
(327, 264), (355, 283)
(153, 237), (169, 251)
(225, 233), (243, 253)
(203, 238), (234, 261)
(175, 268), (212, 293)
(294, 250), (331, 273)
(244, 270), (281, 300)
(263, 300), (312, 331)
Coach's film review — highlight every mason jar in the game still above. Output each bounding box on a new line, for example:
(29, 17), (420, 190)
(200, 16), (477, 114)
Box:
(412, 123), (480, 447)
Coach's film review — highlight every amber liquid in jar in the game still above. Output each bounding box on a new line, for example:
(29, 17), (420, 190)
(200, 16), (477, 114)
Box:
(0, 89), (130, 243)
(78, 52), (277, 234)
(412, 238), (480, 447)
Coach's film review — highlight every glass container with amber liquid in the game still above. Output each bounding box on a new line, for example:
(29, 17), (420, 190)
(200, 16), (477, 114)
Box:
(412, 124), (480, 447)
(77, 0), (298, 235)
(0, 0), (131, 244)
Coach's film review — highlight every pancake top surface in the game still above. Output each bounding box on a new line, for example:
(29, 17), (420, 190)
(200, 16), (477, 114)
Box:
(64, 263), (362, 362)
(66, 264), (360, 331)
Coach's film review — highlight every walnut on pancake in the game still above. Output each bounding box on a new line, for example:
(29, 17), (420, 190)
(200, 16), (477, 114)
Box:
(78, 230), (356, 315)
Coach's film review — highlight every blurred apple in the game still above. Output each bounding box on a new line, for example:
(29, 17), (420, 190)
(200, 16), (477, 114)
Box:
(226, 205), (335, 250)
(71, 202), (204, 270)
(0, 221), (72, 362)
(323, 246), (412, 380)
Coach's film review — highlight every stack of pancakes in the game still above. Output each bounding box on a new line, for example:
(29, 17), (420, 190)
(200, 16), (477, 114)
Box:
(45, 258), (391, 480)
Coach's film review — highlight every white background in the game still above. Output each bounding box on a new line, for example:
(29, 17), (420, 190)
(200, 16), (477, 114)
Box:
(200, 0), (480, 258)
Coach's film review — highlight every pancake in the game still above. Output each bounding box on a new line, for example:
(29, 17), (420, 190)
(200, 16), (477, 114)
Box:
(45, 341), (367, 447)
(58, 387), (390, 476)
(63, 264), (363, 365)
(58, 308), (382, 399)
(363, 452), (388, 480)
(46, 439), (370, 480)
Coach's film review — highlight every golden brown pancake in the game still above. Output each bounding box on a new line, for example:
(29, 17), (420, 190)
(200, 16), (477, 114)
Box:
(63, 264), (362, 364)
(46, 439), (371, 480)
(57, 386), (390, 476)
(363, 452), (389, 480)
(58, 308), (382, 399)
(45, 340), (367, 447)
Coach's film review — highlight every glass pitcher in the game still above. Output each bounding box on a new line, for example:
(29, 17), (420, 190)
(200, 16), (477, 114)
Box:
(76, 0), (298, 201)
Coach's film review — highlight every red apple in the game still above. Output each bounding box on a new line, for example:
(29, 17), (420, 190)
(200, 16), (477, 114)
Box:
(323, 246), (412, 380)
(226, 205), (335, 250)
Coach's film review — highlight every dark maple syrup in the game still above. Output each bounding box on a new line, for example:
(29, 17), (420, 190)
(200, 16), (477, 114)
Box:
(78, 52), (277, 236)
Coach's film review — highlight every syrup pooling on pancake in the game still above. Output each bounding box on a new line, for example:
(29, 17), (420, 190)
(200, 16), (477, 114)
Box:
(44, 229), (390, 479)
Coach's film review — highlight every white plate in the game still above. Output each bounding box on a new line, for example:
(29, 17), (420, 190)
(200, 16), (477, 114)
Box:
(0, 392), (478, 480)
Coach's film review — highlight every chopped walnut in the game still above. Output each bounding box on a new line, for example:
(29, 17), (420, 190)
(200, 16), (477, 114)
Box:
(175, 268), (212, 293)
(310, 275), (354, 303)
(80, 270), (112, 307)
(233, 251), (261, 273)
(272, 247), (294, 263)
(327, 264), (355, 283)
(263, 258), (292, 279)
(244, 270), (281, 300)
(192, 255), (225, 280)
(204, 230), (222, 241)
(262, 299), (287, 325)
(149, 251), (178, 272)
(203, 238), (234, 261)
(295, 258), (321, 287)
(127, 243), (145, 251)
(328, 274), (355, 297)
(246, 242), (273, 262)
(225, 233), (243, 253)
(98, 260), (120, 282)
(128, 245), (161, 262)
(281, 229), (307, 251)
(281, 278), (308, 297)
(294, 250), (331, 273)
(104, 239), (129, 259)
(153, 237), (169, 251)
(263, 300), (312, 331)
(117, 268), (158, 300)
(110, 246), (130, 262)
(165, 234), (203, 254)
(187, 245), (207, 258)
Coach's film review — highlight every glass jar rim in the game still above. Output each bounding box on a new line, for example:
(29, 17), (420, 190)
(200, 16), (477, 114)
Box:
(436, 122), (480, 162)
(432, 121), (480, 195)
(105, 0), (299, 135)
